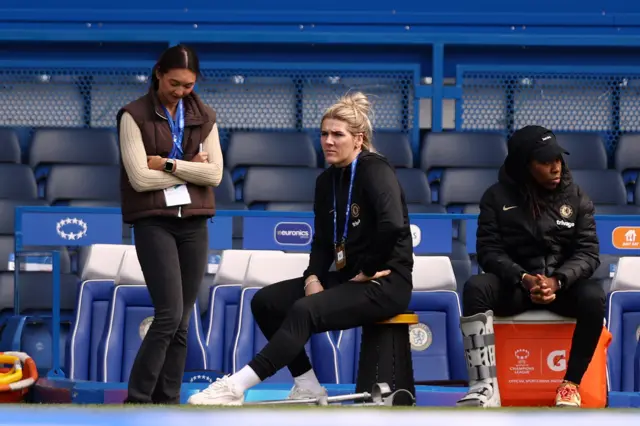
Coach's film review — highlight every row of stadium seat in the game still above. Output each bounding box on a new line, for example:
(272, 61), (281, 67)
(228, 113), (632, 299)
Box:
(2, 161), (640, 212)
(5, 127), (640, 174)
(52, 246), (640, 393)
(65, 245), (467, 384)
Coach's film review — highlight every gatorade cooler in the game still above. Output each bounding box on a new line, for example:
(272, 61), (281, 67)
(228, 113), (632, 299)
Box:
(494, 311), (611, 408)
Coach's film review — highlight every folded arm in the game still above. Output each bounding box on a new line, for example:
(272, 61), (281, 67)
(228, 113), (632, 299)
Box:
(172, 123), (224, 187)
(119, 111), (186, 192)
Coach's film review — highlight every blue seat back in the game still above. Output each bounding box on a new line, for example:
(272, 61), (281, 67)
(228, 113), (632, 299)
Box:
(571, 170), (626, 205)
(66, 279), (115, 380)
(420, 132), (507, 176)
(607, 257), (640, 392)
(204, 250), (283, 373)
(0, 164), (38, 200)
(0, 129), (21, 164)
(554, 132), (608, 170)
(242, 167), (323, 207)
(396, 168), (431, 205)
(615, 133), (640, 189)
(231, 252), (340, 383)
(45, 165), (120, 205)
(66, 244), (131, 380)
(225, 131), (317, 171)
(98, 285), (208, 382)
(438, 168), (499, 208)
(371, 132), (413, 168)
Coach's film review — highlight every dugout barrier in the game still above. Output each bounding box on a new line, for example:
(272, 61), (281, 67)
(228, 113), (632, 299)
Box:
(10, 206), (640, 378)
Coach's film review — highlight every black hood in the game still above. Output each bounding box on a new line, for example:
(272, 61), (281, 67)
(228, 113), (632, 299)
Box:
(499, 125), (572, 191)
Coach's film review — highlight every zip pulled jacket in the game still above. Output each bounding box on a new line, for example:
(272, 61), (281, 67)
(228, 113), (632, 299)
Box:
(302, 151), (414, 285)
(477, 158), (600, 291)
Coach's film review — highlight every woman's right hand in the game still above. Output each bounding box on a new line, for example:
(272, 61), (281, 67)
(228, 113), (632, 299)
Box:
(192, 152), (209, 163)
(305, 275), (324, 296)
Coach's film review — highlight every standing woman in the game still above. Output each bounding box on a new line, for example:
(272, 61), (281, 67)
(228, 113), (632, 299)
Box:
(117, 44), (223, 404)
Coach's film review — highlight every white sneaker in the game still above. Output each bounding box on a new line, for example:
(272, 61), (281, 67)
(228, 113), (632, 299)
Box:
(287, 384), (328, 401)
(187, 376), (245, 406)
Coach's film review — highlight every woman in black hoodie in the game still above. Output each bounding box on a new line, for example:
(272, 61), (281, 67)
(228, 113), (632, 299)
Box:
(456, 125), (604, 409)
(187, 92), (414, 406)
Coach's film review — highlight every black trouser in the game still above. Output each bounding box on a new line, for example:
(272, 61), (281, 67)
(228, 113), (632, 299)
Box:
(248, 271), (412, 381)
(125, 216), (209, 404)
(462, 273), (606, 385)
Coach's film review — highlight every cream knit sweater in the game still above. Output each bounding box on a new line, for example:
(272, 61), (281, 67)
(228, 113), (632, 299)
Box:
(119, 111), (224, 192)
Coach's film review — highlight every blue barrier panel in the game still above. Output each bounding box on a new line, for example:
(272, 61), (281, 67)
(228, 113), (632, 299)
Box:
(17, 207), (123, 247)
(208, 217), (233, 250)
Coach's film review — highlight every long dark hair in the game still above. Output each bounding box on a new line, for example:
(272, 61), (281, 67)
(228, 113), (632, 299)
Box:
(151, 44), (202, 89)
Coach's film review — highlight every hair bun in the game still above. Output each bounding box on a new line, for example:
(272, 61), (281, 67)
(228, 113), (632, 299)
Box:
(339, 92), (371, 118)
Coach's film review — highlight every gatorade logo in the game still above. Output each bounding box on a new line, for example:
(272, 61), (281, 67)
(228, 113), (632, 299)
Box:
(274, 222), (313, 246)
(547, 349), (567, 372)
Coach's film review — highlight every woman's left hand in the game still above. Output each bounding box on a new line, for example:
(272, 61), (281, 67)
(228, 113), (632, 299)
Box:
(147, 156), (167, 171)
(351, 270), (391, 282)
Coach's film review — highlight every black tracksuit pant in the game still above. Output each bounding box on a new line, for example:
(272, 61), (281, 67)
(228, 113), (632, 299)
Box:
(248, 271), (412, 380)
(463, 273), (606, 385)
(125, 216), (209, 404)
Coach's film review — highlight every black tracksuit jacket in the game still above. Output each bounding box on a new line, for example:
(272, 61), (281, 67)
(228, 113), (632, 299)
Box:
(302, 151), (414, 286)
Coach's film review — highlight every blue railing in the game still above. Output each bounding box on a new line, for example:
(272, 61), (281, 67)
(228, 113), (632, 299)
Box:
(12, 206), (640, 377)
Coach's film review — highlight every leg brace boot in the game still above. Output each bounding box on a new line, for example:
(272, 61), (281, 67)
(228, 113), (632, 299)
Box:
(456, 310), (501, 408)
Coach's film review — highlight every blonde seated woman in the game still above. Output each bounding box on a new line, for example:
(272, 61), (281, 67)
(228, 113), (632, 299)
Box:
(188, 92), (414, 406)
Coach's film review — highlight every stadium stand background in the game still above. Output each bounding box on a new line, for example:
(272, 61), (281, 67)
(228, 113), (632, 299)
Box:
(1, 0), (640, 394)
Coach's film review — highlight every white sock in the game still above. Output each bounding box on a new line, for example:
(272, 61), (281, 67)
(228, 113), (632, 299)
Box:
(294, 369), (324, 393)
(228, 366), (262, 393)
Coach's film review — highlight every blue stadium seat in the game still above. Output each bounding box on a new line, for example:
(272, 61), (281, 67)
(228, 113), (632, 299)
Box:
(571, 170), (627, 206)
(44, 165), (120, 205)
(65, 244), (130, 381)
(0, 199), (49, 235)
(242, 167), (323, 208)
(395, 168), (441, 210)
(606, 257), (640, 392)
(98, 248), (208, 382)
(214, 169), (246, 242)
(0, 164), (38, 200)
(438, 168), (499, 211)
(214, 169), (239, 206)
(554, 132), (608, 170)
(204, 250), (284, 373)
(420, 132), (507, 184)
(337, 256), (466, 384)
(371, 132), (413, 168)
(231, 252), (340, 383)
(29, 128), (119, 182)
(614, 133), (640, 193)
(225, 131), (317, 180)
(0, 129), (21, 164)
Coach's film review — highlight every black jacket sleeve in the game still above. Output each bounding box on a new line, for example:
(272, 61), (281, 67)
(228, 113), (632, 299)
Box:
(359, 159), (406, 277)
(302, 174), (334, 281)
(476, 189), (527, 285)
(552, 189), (600, 289)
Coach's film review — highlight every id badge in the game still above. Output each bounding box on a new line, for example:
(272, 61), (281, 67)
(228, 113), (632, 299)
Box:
(335, 243), (346, 270)
(164, 184), (191, 207)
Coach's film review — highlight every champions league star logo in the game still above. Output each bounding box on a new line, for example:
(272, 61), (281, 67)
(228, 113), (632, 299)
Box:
(56, 218), (88, 241)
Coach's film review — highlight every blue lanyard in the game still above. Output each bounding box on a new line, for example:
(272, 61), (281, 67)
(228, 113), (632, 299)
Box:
(162, 99), (184, 160)
(333, 155), (359, 246)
